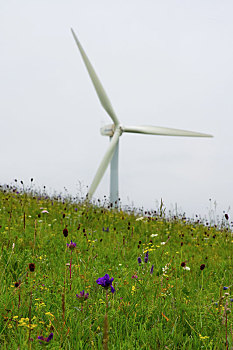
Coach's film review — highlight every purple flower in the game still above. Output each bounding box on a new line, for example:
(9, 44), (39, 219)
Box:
(150, 265), (154, 274)
(67, 240), (76, 250)
(223, 286), (228, 290)
(144, 251), (149, 263)
(137, 257), (142, 264)
(102, 227), (109, 232)
(38, 332), (53, 344)
(132, 275), (138, 279)
(96, 274), (115, 293)
(76, 290), (89, 302)
(230, 298), (233, 302)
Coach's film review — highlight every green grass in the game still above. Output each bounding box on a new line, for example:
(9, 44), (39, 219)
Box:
(0, 184), (232, 349)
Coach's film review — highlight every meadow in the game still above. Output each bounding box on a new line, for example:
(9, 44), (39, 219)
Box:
(0, 182), (232, 349)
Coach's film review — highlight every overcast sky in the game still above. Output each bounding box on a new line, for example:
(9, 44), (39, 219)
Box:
(1, 1), (233, 220)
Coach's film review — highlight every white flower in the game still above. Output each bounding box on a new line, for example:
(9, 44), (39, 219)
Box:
(136, 217), (144, 221)
(183, 266), (190, 271)
(161, 242), (166, 245)
(150, 234), (158, 237)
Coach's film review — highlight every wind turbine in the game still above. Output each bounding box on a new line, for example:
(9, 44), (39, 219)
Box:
(71, 28), (213, 205)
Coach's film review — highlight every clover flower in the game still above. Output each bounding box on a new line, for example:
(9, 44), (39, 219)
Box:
(67, 240), (76, 250)
(76, 290), (89, 302)
(38, 332), (53, 344)
(96, 274), (115, 293)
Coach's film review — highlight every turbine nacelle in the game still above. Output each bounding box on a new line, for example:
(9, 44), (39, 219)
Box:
(100, 124), (115, 137)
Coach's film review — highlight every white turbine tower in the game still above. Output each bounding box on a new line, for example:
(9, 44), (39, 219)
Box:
(71, 29), (213, 205)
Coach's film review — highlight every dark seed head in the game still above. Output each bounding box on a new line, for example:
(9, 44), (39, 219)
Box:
(200, 264), (205, 271)
(63, 228), (68, 237)
(29, 263), (35, 272)
(181, 262), (186, 267)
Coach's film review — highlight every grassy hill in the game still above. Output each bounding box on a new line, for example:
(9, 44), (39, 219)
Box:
(0, 184), (232, 349)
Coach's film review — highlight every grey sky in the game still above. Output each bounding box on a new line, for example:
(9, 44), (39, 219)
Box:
(1, 1), (233, 220)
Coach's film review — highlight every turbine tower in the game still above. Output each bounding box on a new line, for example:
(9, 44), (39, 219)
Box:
(71, 29), (213, 205)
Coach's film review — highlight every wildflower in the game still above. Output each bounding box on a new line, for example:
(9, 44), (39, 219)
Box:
(102, 227), (109, 232)
(41, 210), (49, 214)
(144, 251), (149, 263)
(136, 217), (144, 221)
(137, 257), (142, 264)
(162, 263), (170, 275)
(96, 274), (115, 293)
(29, 263), (35, 272)
(63, 228), (68, 237)
(38, 332), (53, 344)
(67, 240), (76, 250)
(181, 262), (186, 267)
(200, 264), (205, 270)
(150, 265), (154, 274)
(150, 234), (158, 237)
(15, 282), (20, 288)
(183, 266), (190, 271)
(131, 275), (138, 279)
(45, 312), (54, 318)
(223, 286), (228, 290)
(76, 290), (89, 302)
(161, 242), (166, 245)
(230, 299), (233, 302)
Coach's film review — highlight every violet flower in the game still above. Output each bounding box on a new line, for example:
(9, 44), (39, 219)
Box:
(96, 274), (115, 293)
(150, 265), (154, 274)
(67, 240), (76, 250)
(144, 251), (149, 263)
(137, 257), (142, 264)
(38, 332), (53, 344)
(76, 290), (89, 302)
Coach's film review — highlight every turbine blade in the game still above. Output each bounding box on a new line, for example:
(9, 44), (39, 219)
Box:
(87, 128), (121, 199)
(71, 28), (120, 126)
(121, 125), (213, 138)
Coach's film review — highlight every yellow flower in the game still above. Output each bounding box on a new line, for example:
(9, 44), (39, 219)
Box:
(199, 335), (209, 340)
(45, 312), (55, 318)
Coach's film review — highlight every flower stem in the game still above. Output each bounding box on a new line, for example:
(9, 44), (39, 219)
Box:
(69, 252), (72, 291)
